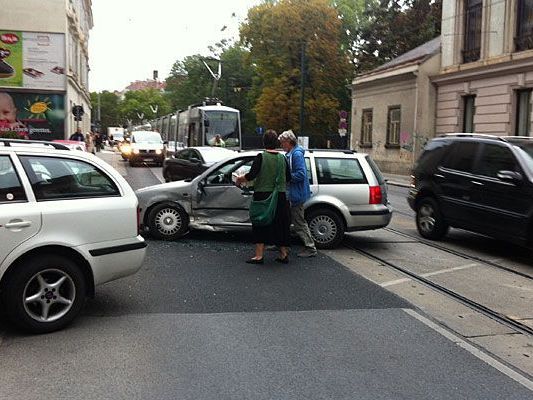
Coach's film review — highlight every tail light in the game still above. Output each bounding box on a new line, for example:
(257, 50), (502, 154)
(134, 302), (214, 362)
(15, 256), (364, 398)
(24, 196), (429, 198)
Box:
(137, 207), (141, 235)
(369, 186), (382, 205)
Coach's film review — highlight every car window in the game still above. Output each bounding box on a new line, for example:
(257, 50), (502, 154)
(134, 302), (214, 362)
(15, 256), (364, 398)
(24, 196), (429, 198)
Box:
(315, 158), (367, 184)
(0, 155), (27, 203)
(305, 157), (313, 185)
(20, 156), (120, 201)
(365, 156), (385, 185)
(474, 144), (519, 178)
(177, 149), (191, 160)
(206, 157), (253, 185)
(441, 142), (479, 173)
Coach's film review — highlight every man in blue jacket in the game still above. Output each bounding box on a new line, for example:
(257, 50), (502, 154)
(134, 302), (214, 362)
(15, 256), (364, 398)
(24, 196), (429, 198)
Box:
(279, 130), (317, 257)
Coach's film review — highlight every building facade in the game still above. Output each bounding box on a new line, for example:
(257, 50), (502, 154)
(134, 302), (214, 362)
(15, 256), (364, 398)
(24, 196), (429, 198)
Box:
(434, 0), (533, 136)
(350, 38), (441, 174)
(0, 0), (92, 140)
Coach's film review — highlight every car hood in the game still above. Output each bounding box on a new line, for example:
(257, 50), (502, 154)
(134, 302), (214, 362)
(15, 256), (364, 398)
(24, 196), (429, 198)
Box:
(131, 142), (164, 150)
(136, 179), (193, 196)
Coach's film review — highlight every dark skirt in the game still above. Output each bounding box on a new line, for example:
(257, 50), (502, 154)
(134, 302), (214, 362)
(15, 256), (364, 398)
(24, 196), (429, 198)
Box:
(251, 191), (291, 246)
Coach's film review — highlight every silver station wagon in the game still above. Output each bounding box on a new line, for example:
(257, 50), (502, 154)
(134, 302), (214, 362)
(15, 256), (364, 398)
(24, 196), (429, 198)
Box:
(136, 149), (392, 248)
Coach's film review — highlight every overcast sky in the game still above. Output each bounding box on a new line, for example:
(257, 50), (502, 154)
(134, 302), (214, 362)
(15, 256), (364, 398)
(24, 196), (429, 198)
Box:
(88, 0), (261, 92)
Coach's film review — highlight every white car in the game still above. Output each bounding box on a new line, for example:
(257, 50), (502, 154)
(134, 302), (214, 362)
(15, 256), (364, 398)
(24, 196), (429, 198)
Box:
(0, 139), (146, 333)
(128, 131), (166, 167)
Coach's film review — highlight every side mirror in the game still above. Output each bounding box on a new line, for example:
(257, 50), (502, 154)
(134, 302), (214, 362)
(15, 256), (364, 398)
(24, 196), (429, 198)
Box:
(497, 170), (523, 183)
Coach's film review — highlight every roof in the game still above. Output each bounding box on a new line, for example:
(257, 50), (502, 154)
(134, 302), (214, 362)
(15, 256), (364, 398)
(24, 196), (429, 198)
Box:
(361, 36), (441, 77)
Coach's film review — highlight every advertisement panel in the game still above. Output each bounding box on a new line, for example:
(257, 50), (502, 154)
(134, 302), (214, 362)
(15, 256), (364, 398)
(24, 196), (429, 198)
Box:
(0, 90), (65, 140)
(0, 31), (65, 90)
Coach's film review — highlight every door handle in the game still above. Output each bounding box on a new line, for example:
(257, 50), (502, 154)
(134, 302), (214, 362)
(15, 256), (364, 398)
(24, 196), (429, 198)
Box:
(5, 220), (32, 229)
(471, 180), (484, 186)
(434, 173), (445, 179)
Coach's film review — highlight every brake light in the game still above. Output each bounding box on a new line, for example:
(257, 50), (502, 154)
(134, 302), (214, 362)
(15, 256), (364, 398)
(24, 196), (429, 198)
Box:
(369, 186), (382, 205)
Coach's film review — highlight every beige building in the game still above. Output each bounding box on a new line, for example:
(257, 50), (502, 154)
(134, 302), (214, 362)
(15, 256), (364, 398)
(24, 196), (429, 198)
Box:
(0, 0), (93, 139)
(434, 0), (533, 136)
(350, 38), (441, 174)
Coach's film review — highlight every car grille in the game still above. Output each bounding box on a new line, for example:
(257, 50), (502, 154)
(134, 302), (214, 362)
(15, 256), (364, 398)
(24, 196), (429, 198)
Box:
(140, 150), (156, 154)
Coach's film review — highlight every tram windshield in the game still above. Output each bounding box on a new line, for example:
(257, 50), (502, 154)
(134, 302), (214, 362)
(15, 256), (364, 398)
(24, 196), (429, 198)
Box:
(204, 111), (240, 147)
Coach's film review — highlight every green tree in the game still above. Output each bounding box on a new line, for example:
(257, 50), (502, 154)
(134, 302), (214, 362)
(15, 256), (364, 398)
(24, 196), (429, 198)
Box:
(90, 91), (122, 133)
(120, 88), (171, 123)
(354, 0), (441, 73)
(241, 0), (351, 145)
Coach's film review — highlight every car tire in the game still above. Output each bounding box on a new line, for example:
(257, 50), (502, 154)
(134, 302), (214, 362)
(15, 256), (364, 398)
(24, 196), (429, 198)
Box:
(148, 203), (189, 240)
(416, 197), (448, 240)
(2, 254), (87, 334)
(306, 208), (344, 249)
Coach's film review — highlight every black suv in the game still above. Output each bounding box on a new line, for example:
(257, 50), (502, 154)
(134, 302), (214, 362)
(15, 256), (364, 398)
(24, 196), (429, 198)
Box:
(408, 134), (533, 246)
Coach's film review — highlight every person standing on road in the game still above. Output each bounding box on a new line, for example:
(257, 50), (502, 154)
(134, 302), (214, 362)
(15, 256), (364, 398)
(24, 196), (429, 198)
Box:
(236, 129), (291, 264)
(69, 128), (84, 142)
(279, 129), (317, 258)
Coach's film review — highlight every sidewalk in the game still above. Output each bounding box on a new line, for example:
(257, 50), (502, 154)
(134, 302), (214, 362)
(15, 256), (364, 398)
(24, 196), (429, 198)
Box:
(383, 172), (411, 188)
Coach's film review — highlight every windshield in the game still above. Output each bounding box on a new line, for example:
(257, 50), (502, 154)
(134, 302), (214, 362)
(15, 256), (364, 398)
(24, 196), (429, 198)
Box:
(132, 132), (163, 144)
(203, 111), (240, 147)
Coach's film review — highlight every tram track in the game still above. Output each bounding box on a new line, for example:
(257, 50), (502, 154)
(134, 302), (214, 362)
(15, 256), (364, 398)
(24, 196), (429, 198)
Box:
(344, 241), (533, 337)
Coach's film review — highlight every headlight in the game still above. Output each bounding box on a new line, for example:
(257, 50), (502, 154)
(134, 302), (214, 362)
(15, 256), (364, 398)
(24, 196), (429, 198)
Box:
(155, 149), (162, 155)
(133, 148), (140, 154)
(121, 145), (131, 154)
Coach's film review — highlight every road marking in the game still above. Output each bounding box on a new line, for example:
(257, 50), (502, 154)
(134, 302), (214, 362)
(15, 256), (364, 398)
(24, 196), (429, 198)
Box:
(380, 263), (478, 287)
(404, 309), (533, 392)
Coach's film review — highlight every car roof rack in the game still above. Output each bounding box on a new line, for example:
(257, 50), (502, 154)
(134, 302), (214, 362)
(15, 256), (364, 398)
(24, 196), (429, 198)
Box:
(0, 138), (70, 150)
(439, 133), (507, 142)
(499, 136), (533, 140)
(306, 149), (356, 154)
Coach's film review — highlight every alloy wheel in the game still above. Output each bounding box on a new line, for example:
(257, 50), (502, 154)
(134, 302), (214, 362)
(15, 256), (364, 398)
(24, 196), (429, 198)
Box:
(23, 269), (76, 323)
(309, 215), (338, 244)
(418, 203), (436, 234)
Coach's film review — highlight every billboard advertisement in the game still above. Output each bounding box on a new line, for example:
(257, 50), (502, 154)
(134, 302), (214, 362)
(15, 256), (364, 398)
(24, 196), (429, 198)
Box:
(0, 31), (65, 91)
(0, 90), (65, 140)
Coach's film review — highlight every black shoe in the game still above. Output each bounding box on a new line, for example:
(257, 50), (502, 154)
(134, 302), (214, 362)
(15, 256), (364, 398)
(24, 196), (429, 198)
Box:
(0, 59), (14, 78)
(246, 258), (264, 264)
(275, 256), (289, 264)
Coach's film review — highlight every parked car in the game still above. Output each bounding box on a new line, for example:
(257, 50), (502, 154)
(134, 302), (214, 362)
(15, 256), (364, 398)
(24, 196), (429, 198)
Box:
(136, 149), (392, 249)
(163, 146), (235, 182)
(128, 131), (166, 167)
(408, 134), (533, 246)
(0, 139), (146, 333)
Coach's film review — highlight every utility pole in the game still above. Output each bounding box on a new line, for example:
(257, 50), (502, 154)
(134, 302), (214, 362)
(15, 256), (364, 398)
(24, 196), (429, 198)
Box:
(299, 41), (306, 136)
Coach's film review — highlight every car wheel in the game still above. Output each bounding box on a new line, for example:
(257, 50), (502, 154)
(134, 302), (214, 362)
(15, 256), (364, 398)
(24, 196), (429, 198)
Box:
(148, 203), (189, 240)
(416, 197), (448, 240)
(306, 208), (344, 249)
(2, 254), (87, 334)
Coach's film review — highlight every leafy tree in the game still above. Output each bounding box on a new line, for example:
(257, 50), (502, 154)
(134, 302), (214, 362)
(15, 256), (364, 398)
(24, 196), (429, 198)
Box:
(120, 88), (171, 123)
(354, 0), (441, 73)
(240, 0), (351, 145)
(90, 91), (122, 132)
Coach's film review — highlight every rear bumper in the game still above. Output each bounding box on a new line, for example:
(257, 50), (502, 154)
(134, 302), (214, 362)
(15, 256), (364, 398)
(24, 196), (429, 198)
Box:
(78, 235), (147, 286)
(345, 204), (393, 231)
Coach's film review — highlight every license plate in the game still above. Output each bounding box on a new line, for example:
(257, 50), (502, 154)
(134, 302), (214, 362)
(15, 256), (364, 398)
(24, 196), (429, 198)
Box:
(144, 158), (153, 162)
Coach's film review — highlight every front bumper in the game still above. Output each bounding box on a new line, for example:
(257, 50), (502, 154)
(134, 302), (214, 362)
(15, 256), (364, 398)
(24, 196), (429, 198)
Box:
(130, 153), (164, 163)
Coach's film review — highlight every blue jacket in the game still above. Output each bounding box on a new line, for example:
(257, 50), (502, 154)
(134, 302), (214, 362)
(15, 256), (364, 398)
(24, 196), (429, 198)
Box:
(286, 145), (311, 206)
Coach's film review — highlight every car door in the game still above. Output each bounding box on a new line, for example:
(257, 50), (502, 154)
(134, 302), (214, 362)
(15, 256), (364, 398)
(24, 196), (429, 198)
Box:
(470, 143), (530, 240)
(0, 154), (41, 266)
(436, 141), (482, 227)
(192, 156), (255, 226)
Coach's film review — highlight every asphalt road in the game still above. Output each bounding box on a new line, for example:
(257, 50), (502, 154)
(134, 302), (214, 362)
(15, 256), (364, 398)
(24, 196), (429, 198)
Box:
(0, 153), (531, 400)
